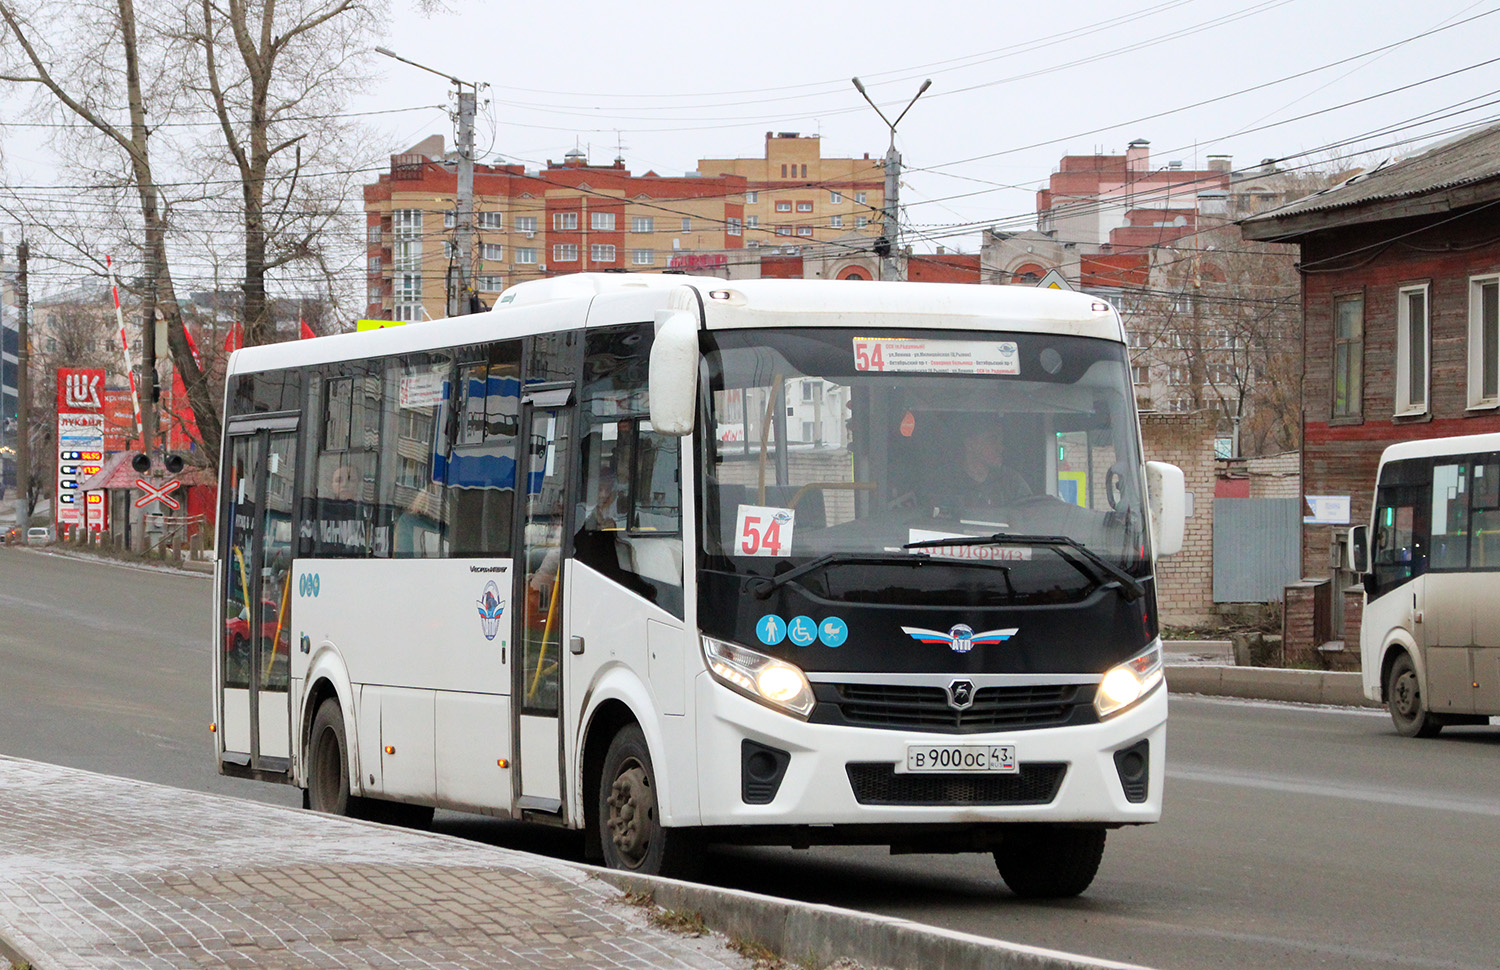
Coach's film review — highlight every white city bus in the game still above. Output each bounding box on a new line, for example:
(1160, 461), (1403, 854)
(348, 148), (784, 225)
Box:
(1350, 432), (1500, 737)
(214, 273), (1185, 897)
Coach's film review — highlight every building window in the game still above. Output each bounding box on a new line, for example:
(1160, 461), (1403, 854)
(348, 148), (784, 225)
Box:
(554, 211), (579, 231)
(476, 275), (504, 292)
(394, 272), (421, 300)
(367, 256), (381, 273)
(746, 215), (759, 229)
(746, 191), (758, 203)
(394, 304), (422, 323)
(393, 209), (423, 235)
(553, 243), (578, 262)
(481, 243), (503, 261)
(800, 164), (807, 178)
(1167, 365), (1189, 385)
(796, 201), (813, 213)
(1132, 363), (1149, 385)
(367, 283), (381, 306)
(443, 241), (458, 258)
(515, 248), (537, 265)
(681, 217), (691, 231)
(1469, 275), (1500, 407)
(1396, 283), (1429, 416)
(367, 224), (381, 245)
(727, 217), (742, 236)
(830, 191), (842, 204)
(775, 200), (792, 213)
(1333, 294), (1363, 419)
(444, 210), (456, 229)
(393, 239), (420, 271)
(796, 225), (812, 237)
(590, 243), (616, 263)
(781, 164), (788, 177)
(515, 216), (538, 234)
(829, 215), (843, 229)
(632, 249), (654, 266)
(632, 216), (654, 233)
(478, 211), (504, 230)
(591, 211), (616, 231)
(856, 192), (867, 205)
(856, 216), (868, 229)
(776, 226), (792, 236)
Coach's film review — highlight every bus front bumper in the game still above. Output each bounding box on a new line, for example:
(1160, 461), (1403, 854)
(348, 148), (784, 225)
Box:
(692, 673), (1166, 828)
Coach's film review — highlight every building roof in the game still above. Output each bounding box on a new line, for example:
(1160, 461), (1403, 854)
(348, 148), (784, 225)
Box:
(1241, 124), (1500, 239)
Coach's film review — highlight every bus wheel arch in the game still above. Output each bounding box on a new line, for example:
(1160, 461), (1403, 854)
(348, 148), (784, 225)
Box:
(1385, 649), (1441, 738)
(592, 718), (700, 878)
(580, 699), (638, 861)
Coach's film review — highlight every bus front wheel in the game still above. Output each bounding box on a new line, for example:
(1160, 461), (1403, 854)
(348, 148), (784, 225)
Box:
(994, 825), (1106, 898)
(598, 725), (699, 878)
(1387, 653), (1442, 738)
(307, 699), (351, 815)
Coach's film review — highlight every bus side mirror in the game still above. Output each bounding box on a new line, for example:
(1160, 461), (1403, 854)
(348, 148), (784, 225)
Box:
(1348, 524), (1369, 574)
(649, 310), (699, 437)
(1146, 460), (1185, 557)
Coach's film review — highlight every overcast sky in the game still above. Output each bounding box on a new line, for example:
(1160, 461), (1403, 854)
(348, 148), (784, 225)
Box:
(352, 0), (1500, 253)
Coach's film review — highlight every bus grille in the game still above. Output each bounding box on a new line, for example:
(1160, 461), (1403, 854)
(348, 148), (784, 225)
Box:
(814, 682), (1093, 733)
(845, 762), (1067, 806)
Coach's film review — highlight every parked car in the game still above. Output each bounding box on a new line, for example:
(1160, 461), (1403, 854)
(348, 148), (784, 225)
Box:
(26, 526), (52, 545)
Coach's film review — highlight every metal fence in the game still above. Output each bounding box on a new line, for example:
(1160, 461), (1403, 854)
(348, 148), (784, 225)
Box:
(1213, 497), (1302, 603)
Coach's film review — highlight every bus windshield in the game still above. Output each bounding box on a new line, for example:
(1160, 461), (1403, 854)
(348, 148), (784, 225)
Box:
(699, 327), (1149, 606)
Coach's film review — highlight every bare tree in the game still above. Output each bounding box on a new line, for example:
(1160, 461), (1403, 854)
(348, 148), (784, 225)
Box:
(182, 0), (382, 347)
(0, 0), (222, 465)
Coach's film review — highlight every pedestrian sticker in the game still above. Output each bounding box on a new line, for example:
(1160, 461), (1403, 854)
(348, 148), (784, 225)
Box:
(756, 614), (788, 646)
(787, 615), (818, 647)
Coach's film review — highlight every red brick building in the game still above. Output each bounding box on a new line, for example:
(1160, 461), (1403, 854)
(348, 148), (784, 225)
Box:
(1242, 124), (1500, 651)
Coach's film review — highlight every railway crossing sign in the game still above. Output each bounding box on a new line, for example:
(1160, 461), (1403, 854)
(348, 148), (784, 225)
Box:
(135, 478), (182, 510)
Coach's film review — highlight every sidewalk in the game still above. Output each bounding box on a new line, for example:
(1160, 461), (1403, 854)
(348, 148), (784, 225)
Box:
(0, 757), (1151, 970)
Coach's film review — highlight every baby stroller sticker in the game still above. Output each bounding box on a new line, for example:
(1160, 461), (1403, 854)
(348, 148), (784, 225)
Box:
(476, 581), (506, 640)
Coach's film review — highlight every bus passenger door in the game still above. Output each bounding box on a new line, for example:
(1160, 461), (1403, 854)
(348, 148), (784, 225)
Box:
(219, 424), (298, 774)
(513, 393), (573, 816)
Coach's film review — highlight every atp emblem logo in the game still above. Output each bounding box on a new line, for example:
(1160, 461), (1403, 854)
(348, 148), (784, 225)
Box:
(901, 623), (1017, 654)
(476, 580), (506, 641)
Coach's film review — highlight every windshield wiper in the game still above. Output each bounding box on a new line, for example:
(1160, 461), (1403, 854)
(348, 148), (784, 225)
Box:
(901, 533), (1145, 602)
(746, 552), (932, 600)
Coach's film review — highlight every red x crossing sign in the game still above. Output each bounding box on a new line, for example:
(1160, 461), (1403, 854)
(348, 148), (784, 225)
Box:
(135, 478), (182, 509)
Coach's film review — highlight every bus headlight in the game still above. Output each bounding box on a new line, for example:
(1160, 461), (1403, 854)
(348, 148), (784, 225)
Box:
(702, 637), (815, 719)
(1094, 640), (1165, 719)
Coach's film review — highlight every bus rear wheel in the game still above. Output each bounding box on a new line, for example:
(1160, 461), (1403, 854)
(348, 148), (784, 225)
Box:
(1387, 653), (1442, 738)
(598, 725), (699, 878)
(307, 699), (351, 815)
(993, 825), (1107, 898)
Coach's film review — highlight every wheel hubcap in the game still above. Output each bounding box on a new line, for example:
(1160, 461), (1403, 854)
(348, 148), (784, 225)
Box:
(1393, 670), (1420, 718)
(606, 759), (654, 867)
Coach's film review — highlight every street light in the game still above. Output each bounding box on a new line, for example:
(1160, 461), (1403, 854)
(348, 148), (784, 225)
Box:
(375, 47), (478, 317)
(851, 77), (931, 282)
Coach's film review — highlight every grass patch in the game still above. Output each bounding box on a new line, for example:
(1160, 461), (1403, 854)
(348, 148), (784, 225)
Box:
(729, 936), (785, 968)
(649, 906), (707, 936)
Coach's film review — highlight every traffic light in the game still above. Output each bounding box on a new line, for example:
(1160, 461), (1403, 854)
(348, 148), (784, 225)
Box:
(132, 452), (150, 473)
(132, 452), (186, 474)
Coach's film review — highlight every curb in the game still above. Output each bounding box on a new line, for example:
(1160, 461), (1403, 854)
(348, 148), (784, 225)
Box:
(1167, 664), (1378, 708)
(593, 869), (1156, 970)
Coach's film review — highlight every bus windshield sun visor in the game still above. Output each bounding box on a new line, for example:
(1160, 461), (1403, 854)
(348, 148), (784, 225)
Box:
(902, 533), (1145, 602)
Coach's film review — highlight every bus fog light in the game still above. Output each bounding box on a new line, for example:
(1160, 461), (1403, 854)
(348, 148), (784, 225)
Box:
(1095, 641), (1164, 719)
(703, 637), (815, 719)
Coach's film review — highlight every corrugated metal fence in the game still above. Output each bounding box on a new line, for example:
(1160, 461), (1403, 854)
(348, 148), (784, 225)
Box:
(1213, 497), (1302, 603)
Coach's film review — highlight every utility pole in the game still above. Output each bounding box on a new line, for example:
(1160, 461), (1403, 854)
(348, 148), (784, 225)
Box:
(376, 47), (479, 316)
(13, 239), (28, 528)
(852, 77), (931, 282)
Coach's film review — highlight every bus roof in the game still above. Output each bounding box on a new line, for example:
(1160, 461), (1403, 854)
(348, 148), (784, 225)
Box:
(228, 274), (1123, 376)
(1380, 432), (1500, 466)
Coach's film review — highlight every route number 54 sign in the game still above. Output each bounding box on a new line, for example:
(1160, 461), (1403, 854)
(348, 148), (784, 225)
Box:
(734, 505), (796, 557)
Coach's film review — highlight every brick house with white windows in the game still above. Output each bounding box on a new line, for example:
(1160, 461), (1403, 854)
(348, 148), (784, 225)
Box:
(1241, 124), (1500, 662)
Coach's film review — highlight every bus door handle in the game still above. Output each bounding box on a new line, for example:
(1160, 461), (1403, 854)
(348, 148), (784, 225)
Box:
(1412, 594), (1423, 624)
(570, 635), (585, 656)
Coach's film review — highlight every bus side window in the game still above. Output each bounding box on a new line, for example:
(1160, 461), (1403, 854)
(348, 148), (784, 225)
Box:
(307, 366), (383, 558)
(1430, 462), (1470, 571)
(446, 341), (521, 558)
(1470, 459), (1500, 568)
(1372, 494), (1419, 596)
(385, 353), (452, 559)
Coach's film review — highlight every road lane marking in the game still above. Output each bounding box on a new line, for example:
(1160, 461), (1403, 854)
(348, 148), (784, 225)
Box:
(1169, 765), (1500, 817)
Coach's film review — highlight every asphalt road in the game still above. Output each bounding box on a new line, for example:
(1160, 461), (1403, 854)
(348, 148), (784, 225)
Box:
(3, 545), (1498, 970)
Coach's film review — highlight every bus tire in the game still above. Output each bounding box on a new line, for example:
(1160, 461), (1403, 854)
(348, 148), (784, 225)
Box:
(994, 825), (1106, 898)
(1387, 652), (1441, 738)
(598, 725), (699, 878)
(307, 699), (352, 815)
